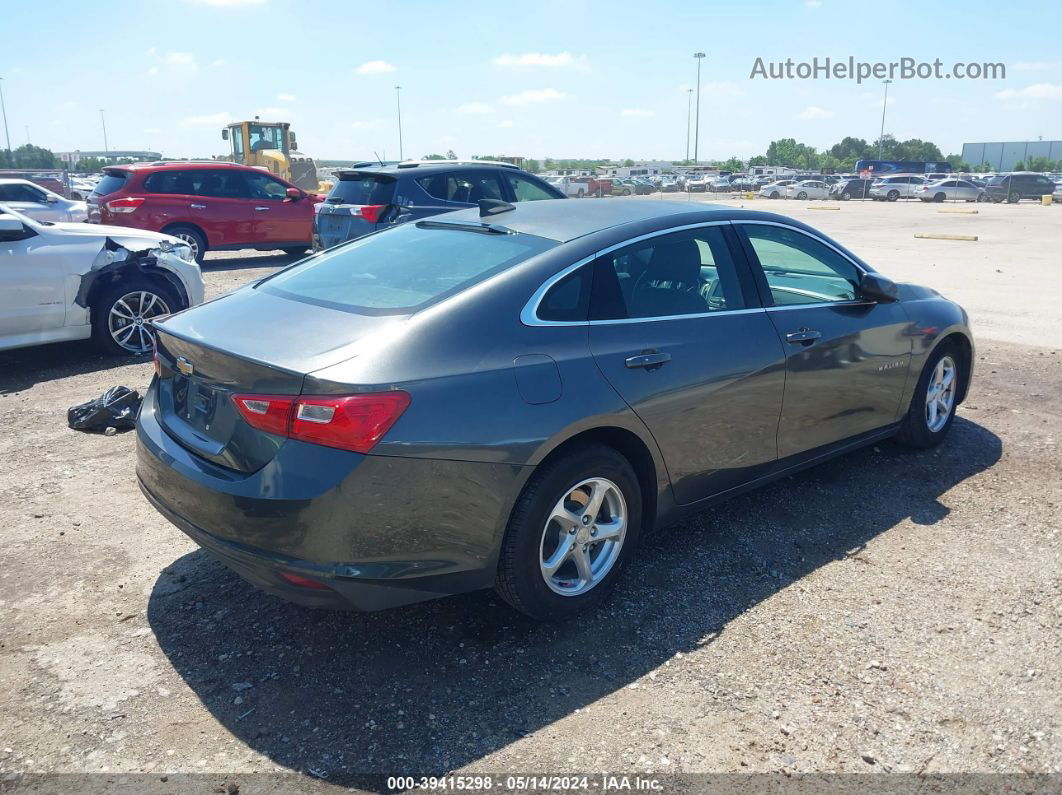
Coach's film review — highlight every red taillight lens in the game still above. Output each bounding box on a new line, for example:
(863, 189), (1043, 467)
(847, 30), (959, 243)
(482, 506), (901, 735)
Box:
(232, 394), (295, 436)
(105, 197), (145, 213)
(230, 391), (410, 453)
(355, 204), (387, 223)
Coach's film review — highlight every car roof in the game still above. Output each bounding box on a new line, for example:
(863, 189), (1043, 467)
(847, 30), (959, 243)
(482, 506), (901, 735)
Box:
(0, 178), (37, 185)
(108, 161), (256, 172)
(335, 160), (520, 178)
(435, 198), (788, 243)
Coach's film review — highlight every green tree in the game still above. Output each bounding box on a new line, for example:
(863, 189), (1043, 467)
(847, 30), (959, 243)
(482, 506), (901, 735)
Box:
(747, 155), (768, 167)
(718, 156), (745, 172)
(446, 149), (458, 160)
(0, 144), (61, 169)
(945, 154), (971, 172)
(1026, 156), (1058, 172)
(421, 153), (447, 160)
(622, 158), (635, 167)
(524, 158), (541, 173)
(1013, 161), (1026, 171)
(828, 137), (871, 170)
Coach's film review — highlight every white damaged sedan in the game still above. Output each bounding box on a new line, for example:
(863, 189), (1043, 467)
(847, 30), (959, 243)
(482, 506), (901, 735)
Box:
(0, 204), (204, 355)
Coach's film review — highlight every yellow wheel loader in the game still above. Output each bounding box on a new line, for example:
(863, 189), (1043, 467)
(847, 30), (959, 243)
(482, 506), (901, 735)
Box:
(221, 118), (332, 194)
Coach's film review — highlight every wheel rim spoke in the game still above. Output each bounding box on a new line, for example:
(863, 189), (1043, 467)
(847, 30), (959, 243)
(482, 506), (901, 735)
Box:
(592, 517), (623, 541)
(571, 546), (593, 585)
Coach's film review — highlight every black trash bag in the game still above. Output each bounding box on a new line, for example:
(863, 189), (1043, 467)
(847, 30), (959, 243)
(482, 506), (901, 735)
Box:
(67, 386), (142, 433)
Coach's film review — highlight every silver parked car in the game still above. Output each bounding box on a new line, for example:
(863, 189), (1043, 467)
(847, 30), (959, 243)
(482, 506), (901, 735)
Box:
(784, 180), (831, 201)
(0, 178), (88, 222)
(869, 175), (926, 202)
(917, 179), (985, 203)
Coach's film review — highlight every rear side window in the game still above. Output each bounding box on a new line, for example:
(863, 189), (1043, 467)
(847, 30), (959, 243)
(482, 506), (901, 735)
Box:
(92, 173), (129, 197)
(143, 170), (200, 195)
(416, 170), (504, 204)
(328, 174), (396, 205)
(538, 266), (591, 322)
(261, 222), (556, 315)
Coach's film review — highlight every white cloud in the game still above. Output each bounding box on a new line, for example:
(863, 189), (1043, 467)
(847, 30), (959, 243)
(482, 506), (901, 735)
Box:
(804, 0), (822, 7)
(146, 66), (160, 77)
(163, 51), (197, 68)
(277, 92), (297, 102)
(493, 52), (588, 71)
(500, 88), (568, 106)
(797, 105), (834, 120)
(143, 127), (162, 134)
(355, 60), (396, 75)
(210, 58), (227, 67)
(498, 120), (515, 128)
(181, 112), (231, 127)
(185, 0), (267, 6)
(1013, 61), (1062, 72)
(994, 83), (1062, 101)
(621, 108), (655, 118)
(456, 101), (494, 114)
(351, 119), (386, 130)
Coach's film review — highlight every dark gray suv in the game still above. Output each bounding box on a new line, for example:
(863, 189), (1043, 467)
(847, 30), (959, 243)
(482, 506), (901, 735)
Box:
(312, 160), (564, 249)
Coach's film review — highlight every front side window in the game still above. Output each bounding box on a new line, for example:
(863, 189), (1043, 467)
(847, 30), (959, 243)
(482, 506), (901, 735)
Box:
(740, 224), (860, 306)
(261, 222), (556, 315)
(508, 173), (561, 202)
(244, 172), (289, 200)
(416, 170), (504, 204)
(0, 183), (46, 202)
(590, 226), (746, 320)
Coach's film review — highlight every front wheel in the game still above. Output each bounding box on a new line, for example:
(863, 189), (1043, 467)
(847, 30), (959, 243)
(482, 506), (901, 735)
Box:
(840, 191), (851, 201)
(1007, 192), (1020, 203)
(770, 191), (780, 199)
(495, 444), (642, 621)
(895, 343), (961, 449)
(91, 278), (180, 356)
(163, 225), (207, 264)
(887, 190), (899, 202)
(934, 193), (947, 202)
(797, 191), (808, 200)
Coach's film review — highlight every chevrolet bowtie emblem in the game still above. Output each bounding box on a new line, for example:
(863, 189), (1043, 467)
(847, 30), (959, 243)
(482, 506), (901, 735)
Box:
(175, 357), (194, 376)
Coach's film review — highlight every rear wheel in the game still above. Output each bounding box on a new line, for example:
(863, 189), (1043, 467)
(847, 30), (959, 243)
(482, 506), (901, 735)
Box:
(840, 191), (851, 201)
(163, 225), (206, 264)
(934, 192), (946, 202)
(895, 343), (961, 449)
(1007, 191), (1020, 203)
(495, 444), (642, 621)
(91, 278), (180, 356)
(770, 191), (780, 199)
(797, 191), (808, 200)
(887, 190), (900, 202)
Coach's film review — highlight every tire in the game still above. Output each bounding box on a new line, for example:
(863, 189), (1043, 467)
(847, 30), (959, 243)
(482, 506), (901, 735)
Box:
(887, 190), (899, 202)
(976, 193), (986, 203)
(576, 189), (585, 198)
(770, 191), (780, 199)
(495, 444), (643, 621)
(895, 342), (961, 449)
(622, 188), (632, 196)
(282, 246), (308, 257)
(91, 277), (181, 356)
(840, 191), (851, 201)
(163, 225), (207, 264)
(1007, 192), (1020, 204)
(797, 191), (808, 200)
(934, 193), (946, 203)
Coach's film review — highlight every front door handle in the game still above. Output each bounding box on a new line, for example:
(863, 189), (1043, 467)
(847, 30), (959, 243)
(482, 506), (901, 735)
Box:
(625, 351), (672, 369)
(254, 206), (270, 211)
(785, 328), (822, 344)
(190, 203), (206, 209)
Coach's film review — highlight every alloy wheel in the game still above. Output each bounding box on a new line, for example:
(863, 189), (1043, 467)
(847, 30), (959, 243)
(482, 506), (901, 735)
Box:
(174, 232), (200, 260)
(925, 355), (957, 433)
(539, 477), (627, 597)
(108, 290), (170, 354)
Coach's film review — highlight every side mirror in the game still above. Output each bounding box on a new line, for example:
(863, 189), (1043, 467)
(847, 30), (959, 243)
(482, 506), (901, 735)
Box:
(221, 128), (229, 141)
(859, 272), (899, 303)
(285, 187), (302, 201)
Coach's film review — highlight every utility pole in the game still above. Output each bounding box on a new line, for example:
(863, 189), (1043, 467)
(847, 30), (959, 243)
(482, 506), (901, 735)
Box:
(394, 86), (404, 161)
(877, 80), (892, 161)
(685, 88), (693, 162)
(0, 77), (12, 158)
(693, 52), (706, 163)
(99, 108), (109, 153)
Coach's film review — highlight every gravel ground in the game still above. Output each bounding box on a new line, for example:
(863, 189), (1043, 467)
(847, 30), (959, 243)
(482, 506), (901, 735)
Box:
(0, 202), (1060, 790)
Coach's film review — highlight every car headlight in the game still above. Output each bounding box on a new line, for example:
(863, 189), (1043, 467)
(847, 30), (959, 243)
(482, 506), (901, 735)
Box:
(166, 242), (195, 263)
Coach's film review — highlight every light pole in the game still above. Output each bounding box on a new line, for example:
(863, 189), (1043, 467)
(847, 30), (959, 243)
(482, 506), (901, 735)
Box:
(693, 52), (706, 163)
(685, 88), (693, 162)
(876, 79), (892, 161)
(0, 77), (12, 158)
(394, 85), (404, 161)
(99, 108), (109, 154)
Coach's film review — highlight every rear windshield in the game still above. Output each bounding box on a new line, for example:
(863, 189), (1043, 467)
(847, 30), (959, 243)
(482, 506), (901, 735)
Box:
(260, 222), (556, 315)
(93, 172), (129, 197)
(327, 174), (396, 205)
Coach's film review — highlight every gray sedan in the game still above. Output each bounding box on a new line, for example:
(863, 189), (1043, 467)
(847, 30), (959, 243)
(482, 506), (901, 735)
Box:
(137, 199), (974, 621)
(918, 179), (985, 202)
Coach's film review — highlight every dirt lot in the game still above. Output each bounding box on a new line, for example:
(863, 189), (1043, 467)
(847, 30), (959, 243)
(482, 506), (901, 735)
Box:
(0, 198), (1059, 790)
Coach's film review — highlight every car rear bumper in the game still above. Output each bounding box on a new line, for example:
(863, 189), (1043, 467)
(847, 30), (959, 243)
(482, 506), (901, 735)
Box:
(136, 381), (530, 610)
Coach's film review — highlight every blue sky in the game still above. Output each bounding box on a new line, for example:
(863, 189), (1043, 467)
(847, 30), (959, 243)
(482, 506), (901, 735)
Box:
(2, 0), (1060, 161)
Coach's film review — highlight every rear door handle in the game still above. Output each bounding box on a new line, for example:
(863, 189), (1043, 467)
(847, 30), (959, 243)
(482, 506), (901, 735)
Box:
(254, 206), (270, 211)
(190, 203), (206, 209)
(625, 351), (672, 369)
(785, 328), (822, 344)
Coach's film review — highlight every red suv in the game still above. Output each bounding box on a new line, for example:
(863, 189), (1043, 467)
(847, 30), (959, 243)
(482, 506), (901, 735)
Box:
(87, 162), (322, 262)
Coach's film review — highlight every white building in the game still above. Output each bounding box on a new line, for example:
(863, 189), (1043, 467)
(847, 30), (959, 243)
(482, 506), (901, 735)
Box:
(57, 150), (162, 166)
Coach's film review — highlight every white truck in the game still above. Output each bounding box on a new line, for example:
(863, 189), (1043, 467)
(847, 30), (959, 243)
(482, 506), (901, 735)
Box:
(545, 176), (596, 198)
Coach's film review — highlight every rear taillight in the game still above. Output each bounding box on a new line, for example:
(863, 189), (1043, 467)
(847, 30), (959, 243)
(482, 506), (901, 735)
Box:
(353, 204), (387, 223)
(278, 571), (331, 590)
(230, 391), (410, 453)
(105, 197), (145, 213)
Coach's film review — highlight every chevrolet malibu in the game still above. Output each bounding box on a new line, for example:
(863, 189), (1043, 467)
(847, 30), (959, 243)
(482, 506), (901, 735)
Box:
(137, 199), (973, 621)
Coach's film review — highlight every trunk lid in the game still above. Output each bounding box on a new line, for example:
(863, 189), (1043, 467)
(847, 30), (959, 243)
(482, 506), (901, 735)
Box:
(153, 286), (407, 472)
